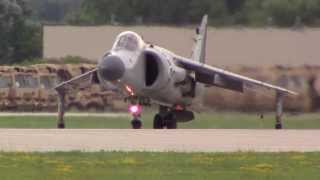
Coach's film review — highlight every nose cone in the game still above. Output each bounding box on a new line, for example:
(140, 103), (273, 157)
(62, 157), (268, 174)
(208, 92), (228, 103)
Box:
(98, 55), (125, 81)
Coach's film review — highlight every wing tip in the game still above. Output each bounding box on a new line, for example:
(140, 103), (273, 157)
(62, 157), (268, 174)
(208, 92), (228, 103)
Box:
(279, 89), (299, 96)
(289, 91), (299, 96)
(202, 14), (208, 24)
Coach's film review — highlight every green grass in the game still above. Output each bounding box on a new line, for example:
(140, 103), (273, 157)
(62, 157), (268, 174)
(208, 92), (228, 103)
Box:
(0, 152), (319, 180)
(0, 112), (319, 129)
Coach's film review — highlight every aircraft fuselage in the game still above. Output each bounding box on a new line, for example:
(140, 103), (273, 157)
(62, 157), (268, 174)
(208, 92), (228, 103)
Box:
(97, 31), (202, 108)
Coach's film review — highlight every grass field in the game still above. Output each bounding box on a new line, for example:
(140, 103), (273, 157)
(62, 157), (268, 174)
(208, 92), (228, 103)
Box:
(0, 112), (319, 129)
(0, 152), (319, 180)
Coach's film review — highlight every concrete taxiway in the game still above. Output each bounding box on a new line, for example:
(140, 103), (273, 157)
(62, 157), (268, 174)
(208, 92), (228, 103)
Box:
(0, 129), (319, 152)
(0, 112), (129, 117)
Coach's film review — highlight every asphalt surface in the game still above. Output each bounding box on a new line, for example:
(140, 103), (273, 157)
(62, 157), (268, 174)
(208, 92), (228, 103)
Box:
(0, 113), (129, 117)
(0, 129), (319, 152)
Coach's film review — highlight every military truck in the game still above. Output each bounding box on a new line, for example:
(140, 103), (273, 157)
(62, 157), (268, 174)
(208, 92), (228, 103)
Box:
(33, 64), (59, 111)
(204, 65), (320, 112)
(0, 64), (116, 112)
(1, 64), (318, 112)
(0, 66), (39, 111)
(0, 66), (15, 111)
(55, 64), (116, 112)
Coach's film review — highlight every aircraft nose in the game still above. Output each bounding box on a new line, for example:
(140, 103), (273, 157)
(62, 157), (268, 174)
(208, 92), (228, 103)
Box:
(98, 55), (125, 81)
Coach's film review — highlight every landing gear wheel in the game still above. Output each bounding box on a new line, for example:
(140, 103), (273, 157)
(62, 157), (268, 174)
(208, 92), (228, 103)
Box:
(165, 113), (177, 129)
(153, 114), (164, 129)
(57, 123), (65, 129)
(131, 119), (142, 129)
(275, 122), (283, 130)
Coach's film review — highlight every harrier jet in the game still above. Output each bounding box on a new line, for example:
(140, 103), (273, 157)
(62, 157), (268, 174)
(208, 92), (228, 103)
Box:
(55, 15), (297, 129)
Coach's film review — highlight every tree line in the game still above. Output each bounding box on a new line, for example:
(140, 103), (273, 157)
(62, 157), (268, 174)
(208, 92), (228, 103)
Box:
(0, 0), (41, 64)
(69, 0), (320, 27)
(29, 0), (320, 27)
(30, 0), (82, 24)
(1, 0), (320, 64)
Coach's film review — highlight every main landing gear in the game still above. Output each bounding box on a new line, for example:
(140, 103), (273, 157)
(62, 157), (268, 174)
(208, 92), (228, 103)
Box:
(153, 106), (177, 129)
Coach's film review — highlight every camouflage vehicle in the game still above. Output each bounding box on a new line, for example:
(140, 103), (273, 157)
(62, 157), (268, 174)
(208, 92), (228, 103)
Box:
(1, 64), (317, 112)
(314, 75), (320, 110)
(14, 67), (44, 111)
(0, 66), (15, 111)
(32, 64), (59, 111)
(306, 66), (320, 111)
(271, 66), (312, 112)
(0, 64), (116, 112)
(204, 66), (276, 111)
(204, 65), (320, 112)
(0, 66), (40, 111)
(53, 64), (115, 112)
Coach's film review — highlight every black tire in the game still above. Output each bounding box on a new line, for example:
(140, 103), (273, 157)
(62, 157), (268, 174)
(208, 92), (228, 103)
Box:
(166, 113), (177, 129)
(131, 119), (142, 129)
(275, 123), (283, 130)
(153, 114), (164, 129)
(57, 123), (65, 129)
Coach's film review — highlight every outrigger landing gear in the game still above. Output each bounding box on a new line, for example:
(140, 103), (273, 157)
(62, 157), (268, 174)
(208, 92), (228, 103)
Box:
(153, 106), (177, 129)
(57, 90), (66, 129)
(275, 92), (284, 130)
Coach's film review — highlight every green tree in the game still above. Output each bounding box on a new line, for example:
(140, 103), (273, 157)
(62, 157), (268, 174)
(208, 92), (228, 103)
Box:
(0, 0), (41, 64)
(225, 0), (246, 14)
(31, 0), (320, 27)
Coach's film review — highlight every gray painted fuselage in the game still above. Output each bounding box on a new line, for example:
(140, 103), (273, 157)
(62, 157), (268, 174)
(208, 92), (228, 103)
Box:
(97, 31), (200, 107)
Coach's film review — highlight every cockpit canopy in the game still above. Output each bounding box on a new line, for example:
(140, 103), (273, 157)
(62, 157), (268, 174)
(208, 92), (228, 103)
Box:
(113, 31), (143, 52)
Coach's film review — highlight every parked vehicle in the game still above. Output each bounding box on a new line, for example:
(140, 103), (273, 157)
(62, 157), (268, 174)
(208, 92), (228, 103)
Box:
(0, 64), (116, 112)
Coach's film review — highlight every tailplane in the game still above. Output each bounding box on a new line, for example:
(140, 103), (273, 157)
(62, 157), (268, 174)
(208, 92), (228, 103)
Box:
(191, 15), (208, 63)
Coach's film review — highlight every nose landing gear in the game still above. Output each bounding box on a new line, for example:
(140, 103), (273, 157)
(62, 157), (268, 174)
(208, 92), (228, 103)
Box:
(131, 117), (142, 129)
(129, 104), (143, 129)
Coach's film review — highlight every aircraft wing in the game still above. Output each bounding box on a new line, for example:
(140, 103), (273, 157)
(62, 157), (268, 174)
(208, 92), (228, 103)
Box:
(55, 68), (98, 93)
(176, 57), (298, 95)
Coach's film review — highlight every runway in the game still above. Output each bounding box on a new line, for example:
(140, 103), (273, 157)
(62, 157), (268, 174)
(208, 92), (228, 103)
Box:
(0, 112), (129, 117)
(0, 129), (319, 152)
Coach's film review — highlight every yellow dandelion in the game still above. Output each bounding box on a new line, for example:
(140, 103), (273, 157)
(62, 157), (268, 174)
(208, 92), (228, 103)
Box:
(240, 163), (273, 173)
(291, 155), (305, 160)
(121, 157), (137, 165)
(56, 164), (73, 173)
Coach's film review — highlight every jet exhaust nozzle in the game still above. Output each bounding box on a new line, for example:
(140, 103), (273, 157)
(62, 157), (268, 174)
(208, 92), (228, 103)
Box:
(98, 55), (125, 81)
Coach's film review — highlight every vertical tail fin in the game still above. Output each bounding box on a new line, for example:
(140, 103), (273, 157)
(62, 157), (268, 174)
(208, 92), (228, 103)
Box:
(191, 15), (208, 63)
